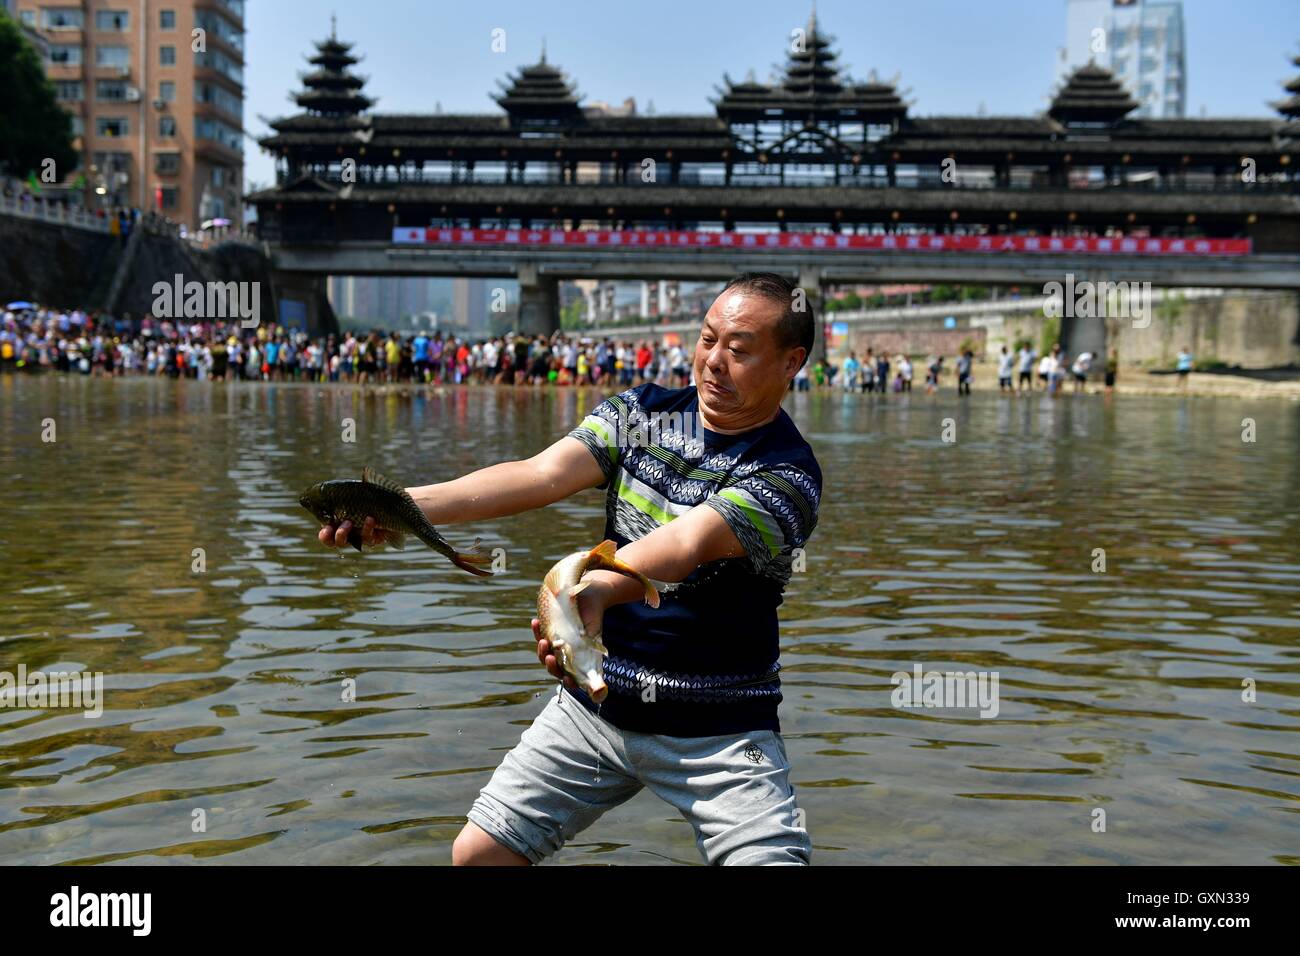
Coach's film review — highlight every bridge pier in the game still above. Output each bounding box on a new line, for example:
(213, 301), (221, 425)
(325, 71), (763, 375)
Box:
(517, 263), (559, 336)
(270, 271), (339, 338)
(799, 265), (826, 369)
(1060, 312), (1107, 369)
(1059, 272), (1110, 369)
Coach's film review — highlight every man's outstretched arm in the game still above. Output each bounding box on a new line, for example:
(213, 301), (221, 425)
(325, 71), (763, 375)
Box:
(318, 435), (605, 547)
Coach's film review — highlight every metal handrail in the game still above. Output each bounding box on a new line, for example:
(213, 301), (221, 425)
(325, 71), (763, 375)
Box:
(0, 193), (110, 232)
(274, 168), (1298, 194)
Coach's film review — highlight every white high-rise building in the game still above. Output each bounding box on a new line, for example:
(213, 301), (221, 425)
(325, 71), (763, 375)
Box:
(1057, 0), (1186, 118)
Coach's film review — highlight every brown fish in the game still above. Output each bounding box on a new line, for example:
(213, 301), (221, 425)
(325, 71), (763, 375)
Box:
(299, 467), (493, 576)
(536, 540), (660, 702)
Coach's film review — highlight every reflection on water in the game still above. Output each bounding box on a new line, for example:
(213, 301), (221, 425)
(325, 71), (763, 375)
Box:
(1, 375), (1297, 865)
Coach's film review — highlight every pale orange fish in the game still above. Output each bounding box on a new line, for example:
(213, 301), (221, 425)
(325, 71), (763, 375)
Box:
(536, 540), (660, 702)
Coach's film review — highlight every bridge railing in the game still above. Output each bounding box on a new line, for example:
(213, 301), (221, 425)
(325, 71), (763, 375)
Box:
(277, 167), (1298, 194)
(0, 193), (110, 233)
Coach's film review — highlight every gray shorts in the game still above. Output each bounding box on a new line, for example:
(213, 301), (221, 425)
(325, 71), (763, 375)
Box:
(467, 685), (810, 865)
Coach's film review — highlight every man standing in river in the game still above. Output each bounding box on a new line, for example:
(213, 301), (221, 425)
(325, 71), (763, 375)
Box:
(317, 273), (822, 865)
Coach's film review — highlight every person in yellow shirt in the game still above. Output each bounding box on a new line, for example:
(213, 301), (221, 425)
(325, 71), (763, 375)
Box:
(385, 334), (401, 383)
(576, 348), (589, 384)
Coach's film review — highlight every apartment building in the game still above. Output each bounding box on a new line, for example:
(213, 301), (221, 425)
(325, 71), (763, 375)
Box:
(10, 0), (245, 229)
(1058, 0), (1186, 119)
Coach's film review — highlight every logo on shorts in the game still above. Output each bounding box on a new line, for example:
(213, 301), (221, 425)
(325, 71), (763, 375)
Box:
(744, 744), (764, 764)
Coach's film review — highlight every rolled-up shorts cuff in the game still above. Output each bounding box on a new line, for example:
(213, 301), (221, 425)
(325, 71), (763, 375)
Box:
(466, 792), (549, 865)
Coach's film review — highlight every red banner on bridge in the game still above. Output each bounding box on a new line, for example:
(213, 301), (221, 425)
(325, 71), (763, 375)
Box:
(391, 227), (1251, 256)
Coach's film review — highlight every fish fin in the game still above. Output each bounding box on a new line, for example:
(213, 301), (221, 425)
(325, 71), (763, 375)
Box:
(450, 536), (494, 577)
(568, 580), (592, 598)
(362, 467), (407, 497)
(589, 539), (618, 563)
(347, 526), (364, 552)
(586, 541), (661, 609)
(591, 634), (608, 655)
(385, 531), (406, 551)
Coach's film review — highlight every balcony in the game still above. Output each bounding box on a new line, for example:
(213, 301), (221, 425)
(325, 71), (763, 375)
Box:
(195, 0), (245, 26)
(195, 138), (243, 164)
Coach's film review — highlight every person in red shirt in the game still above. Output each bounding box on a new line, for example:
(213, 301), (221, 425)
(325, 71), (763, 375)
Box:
(635, 342), (652, 383)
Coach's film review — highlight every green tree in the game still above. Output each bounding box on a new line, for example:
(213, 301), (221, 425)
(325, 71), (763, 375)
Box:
(0, 17), (78, 181)
(560, 298), (586, 331)
(1039, 313), (1060, 357)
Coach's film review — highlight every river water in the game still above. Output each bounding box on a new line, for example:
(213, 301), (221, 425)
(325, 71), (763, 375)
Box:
(1, 375), (1297, 865)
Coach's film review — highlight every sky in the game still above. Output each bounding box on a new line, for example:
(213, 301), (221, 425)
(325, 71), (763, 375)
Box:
(241, 0), (1300, 190)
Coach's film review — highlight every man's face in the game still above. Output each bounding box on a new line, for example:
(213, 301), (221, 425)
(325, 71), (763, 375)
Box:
(692, 290), (805, 429)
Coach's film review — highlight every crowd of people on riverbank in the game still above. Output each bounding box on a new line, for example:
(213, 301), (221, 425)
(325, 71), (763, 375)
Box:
(0, 304), (708, 388)
(825, 342), (1122, 396)
(2, 302), (1172, 397)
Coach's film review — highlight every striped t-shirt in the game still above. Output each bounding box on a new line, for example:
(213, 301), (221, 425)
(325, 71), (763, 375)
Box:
(565, 382), (822, 736)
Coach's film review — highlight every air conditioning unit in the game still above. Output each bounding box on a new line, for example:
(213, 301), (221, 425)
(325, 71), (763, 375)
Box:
(124, 86), (141, 102)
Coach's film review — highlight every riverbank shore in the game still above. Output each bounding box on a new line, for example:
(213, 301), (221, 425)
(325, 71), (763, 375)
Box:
(8, 366), (1300, 401)
(959, 366), (1300, 401)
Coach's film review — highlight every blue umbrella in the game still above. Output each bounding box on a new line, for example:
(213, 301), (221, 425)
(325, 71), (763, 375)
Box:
(7, 301), (35, 311)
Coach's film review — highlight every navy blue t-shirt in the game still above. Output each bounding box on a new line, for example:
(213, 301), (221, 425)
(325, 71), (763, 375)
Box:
(565, 383), (822, 736)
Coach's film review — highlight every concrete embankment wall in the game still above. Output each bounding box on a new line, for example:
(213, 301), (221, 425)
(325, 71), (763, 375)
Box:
(845, 291), (1300, 368)
(0, 215), (119, 308)
(0, 214), (332, 333)
(114, 231), (278, 322)
(992, 290), (1300, 367)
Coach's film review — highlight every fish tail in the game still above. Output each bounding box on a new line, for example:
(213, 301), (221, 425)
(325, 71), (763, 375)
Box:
(449, 536), (495, 577)
(585, 539), (661, 608)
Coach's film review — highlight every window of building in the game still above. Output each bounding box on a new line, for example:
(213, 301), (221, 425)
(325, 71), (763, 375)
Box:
(155, 153), (181, 175)
(70, 116), (85, 137)
(159, 115), (177, 137)
(160, 45), (176, 66)
(161, 187), (179, 209)
(195, 50), (243, 84)
(160, 9), (176, 29)
(159, 81), (175, 102)
(96, 45), (130, 68)
(49, 45), (82, 65)
(96, 117), (130, 138)
(96, 80), (129, 101)
(195, 116), (243, 152)
(196, 82), (244, 121)
(54, 80), (84, 101)
(20, 10), (36, 27)
(95, 10), (129, 32)
(41, 8), (84, 30)
(194, 11), (245, 53)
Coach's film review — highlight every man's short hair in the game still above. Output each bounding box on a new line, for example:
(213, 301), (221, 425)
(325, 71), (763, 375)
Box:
(720, 272), (815, 370)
